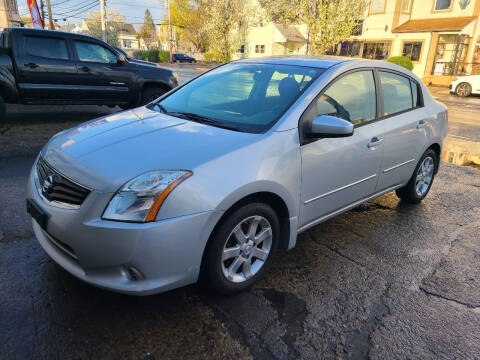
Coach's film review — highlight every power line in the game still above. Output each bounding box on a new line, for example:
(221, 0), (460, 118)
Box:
(52, 1), (98, 17)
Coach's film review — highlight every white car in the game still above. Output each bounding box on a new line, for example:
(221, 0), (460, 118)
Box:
(450, 75), (480, 97)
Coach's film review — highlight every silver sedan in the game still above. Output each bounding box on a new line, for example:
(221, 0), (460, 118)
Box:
(27, 57), (448, 295)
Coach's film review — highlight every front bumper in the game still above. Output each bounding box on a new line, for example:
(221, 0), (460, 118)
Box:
(27, 162), (222, 295)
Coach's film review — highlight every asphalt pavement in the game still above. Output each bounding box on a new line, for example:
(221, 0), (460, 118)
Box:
(1, 66), (479, 359)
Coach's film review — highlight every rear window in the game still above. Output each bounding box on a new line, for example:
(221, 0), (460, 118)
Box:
(380, 71), (413, 116)
(25, 36), (69, 60)
(0, 31), (9, 54)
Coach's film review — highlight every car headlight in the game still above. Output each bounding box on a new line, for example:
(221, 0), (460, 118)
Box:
(103, 170), (192, 222)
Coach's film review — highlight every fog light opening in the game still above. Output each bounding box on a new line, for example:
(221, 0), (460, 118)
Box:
(122, 265), (145, 281)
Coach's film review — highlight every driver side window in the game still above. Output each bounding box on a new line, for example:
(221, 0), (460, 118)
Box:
(305, 70), (377, 125)
(75, 41), (117, 64)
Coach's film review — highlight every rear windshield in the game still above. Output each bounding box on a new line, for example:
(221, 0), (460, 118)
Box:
(152, 63), (323, 133)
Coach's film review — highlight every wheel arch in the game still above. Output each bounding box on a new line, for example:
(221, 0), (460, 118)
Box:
(200, 189), (296, 276)
(427, 142), (442, 174)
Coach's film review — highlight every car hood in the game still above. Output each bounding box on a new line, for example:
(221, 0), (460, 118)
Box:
(42, 107), (261, 192)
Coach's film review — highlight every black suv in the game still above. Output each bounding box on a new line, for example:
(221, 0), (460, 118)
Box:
(172, 53), (196, 63)
(0, 28), (178, 119)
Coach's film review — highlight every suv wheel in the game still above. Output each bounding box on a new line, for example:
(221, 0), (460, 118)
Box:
(203, 203), (279, 294)
(455, 82), (472, 97)
(141, 87), (167, 106)
(396, 149), (437, 204)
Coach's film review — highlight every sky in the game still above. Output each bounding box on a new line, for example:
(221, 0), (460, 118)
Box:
(18, 0), (167, 27)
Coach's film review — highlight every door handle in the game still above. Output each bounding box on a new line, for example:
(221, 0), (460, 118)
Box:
(79, 66), (91, 72)
(417, 120), (426, 129)
(24, 62), (38, 69)
(367, 137), (384, 149)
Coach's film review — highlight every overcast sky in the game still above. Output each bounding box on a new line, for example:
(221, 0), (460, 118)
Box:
(18, 0), (167, 27)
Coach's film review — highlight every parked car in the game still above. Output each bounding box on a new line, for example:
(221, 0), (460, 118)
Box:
(450, 75), (480, 97)
(0, 28), (178, 121)
(172, 53), (196, 63)
(27, 57), (447, 295)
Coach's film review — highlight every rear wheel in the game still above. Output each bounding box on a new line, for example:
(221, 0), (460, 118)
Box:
(396, 149), (437, 204)
(455, 82), (472, 97)
(203, 203), (279, 294)
(141, 86), (167, 106)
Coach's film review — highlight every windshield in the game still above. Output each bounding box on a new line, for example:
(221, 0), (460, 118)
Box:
(151, 63), (324, 133)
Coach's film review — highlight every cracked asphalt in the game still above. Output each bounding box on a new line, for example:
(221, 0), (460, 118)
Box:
(1, 68), (480, 359)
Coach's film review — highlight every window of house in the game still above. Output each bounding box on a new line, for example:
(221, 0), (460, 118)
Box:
(380, 72), (413, 116)
(339, 41), (362, 57)
(303, 71), (376, 125)
(25, 36), (69, 60)
(402, 42), (422, 61)
(123, 40), (132, 48)
(401, 0), (412, 12)
(370, 0), (386, 13)
(238, 45), (245, 54)
(362, 42), (391, 60)
(434, 0), (452, 11)
(75, 41), (117, 64)
(432, 34), (470, 75)
(255, 45), (265, 54)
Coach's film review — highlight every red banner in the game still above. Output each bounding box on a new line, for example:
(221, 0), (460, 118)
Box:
(27, 0), (44, 29)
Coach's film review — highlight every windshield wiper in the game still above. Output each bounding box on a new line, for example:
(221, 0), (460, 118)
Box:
(168, 112), (242, 131)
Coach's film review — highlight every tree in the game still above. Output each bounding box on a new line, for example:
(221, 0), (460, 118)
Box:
(138, 9), (157, 50)
(259, 0), (368, 55)
(170, 0), (209, 52)
(202, 0), (253, 62)
(84, 9), (125, 46)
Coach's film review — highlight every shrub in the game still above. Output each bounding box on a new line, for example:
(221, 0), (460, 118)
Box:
(133, 50), (159, 62)
(388, 56), (414, 71)
(133, 50), (170, 63)
(203, 52), (216, 62)
(158, 50), (170, 63)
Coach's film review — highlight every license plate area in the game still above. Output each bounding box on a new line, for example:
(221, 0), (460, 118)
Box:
(27, 198), (49, 230)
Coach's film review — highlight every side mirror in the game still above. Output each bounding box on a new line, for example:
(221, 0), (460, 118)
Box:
(117, 55), (126, 64)
(307, 115), (354, 138)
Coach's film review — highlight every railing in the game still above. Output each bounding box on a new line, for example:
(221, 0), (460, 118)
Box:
(432, 62), (480, 76)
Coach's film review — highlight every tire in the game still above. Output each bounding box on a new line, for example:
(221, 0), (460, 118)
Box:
(0, 95), (5, 128)
(141, 86), (167, 106)
(395, 149), (437, 204)
(455, 82), (472, 97)
(202, 202), (280, 295)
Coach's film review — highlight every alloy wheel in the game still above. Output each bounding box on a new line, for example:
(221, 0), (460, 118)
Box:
(221, 215), (273, 283)
(456, 83), (471, 97)
(415, 156), (434, 197)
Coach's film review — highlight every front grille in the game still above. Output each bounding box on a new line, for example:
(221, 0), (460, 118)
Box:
(36, 157), (90, 207)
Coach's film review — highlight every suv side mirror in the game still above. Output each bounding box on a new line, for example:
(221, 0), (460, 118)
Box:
(117, 55), (126, 64)
(307, 115), (354, 138)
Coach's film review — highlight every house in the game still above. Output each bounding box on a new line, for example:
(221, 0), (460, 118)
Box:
(0, 0), (23, 28)
(336, 0), (480, 85)
(71, 20), (143, 51)
(235, 22), (308, 59)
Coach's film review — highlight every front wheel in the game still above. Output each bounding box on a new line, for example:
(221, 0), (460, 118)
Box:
(141, 87), (167, 106)
(396, 149), (437, 204)
(455, 82), (472, 97)
(203, 203), (279, 294)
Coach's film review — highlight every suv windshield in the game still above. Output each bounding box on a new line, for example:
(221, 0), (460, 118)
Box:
(152, 63), (323, 133)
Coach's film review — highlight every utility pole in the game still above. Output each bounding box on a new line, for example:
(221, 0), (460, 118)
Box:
(100, 0), (107, 43)
(40, 0), (46, 26)
(167, 0), (172, 63)
(46, 0), (55, 30)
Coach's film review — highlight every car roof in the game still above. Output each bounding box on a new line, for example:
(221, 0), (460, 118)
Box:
(235, 55), (405, 70)
(234, 56), (353, 69)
